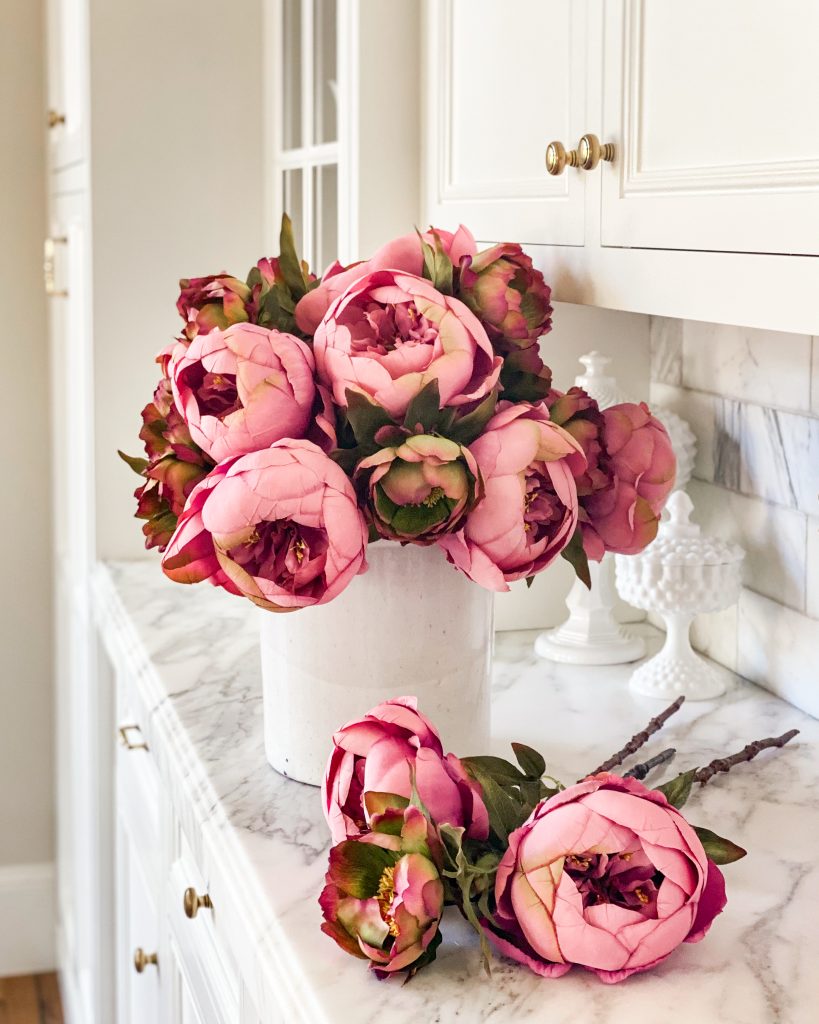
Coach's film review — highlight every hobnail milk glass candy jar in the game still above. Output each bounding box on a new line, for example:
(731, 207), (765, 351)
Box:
(615, 491), (744, 700)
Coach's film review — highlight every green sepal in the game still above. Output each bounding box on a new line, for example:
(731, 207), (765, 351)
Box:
(418, 230), (454, 296)
(118, 450), (149, 476)
(329, 840), (395, 899)
(363, 791), (410, 823)
(655, 768), (697, 809)
(560, 527), (591, 589)
(525, 575), (536, 589)
(693, 826), (747, 865)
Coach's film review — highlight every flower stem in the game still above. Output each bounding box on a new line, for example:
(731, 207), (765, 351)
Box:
(694, 729), (799, 786)
(623, 747), (677, 780)
(584, 697), (685, 779)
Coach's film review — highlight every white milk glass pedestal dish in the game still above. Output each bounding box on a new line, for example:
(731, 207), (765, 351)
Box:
(259, 543), (494, 786)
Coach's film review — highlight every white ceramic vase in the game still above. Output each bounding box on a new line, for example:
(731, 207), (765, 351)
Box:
(259, 542), (494, 786)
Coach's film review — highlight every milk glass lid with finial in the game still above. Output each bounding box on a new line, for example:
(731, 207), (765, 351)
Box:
(643, 491), (744, 568)
(574, 351), (634, 410)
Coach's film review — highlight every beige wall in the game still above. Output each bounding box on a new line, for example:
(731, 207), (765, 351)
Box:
(90, 0), (266, 560)
(0, 0), (54, 865)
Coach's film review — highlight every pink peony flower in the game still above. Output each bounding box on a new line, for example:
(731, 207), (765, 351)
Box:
(484, 774), (726, 983)
(295, 225), (477, 335)
(170, 323), (316, 463)
(176, 273), (252, 342)
(438, 402), (583, 591)
(313, 270), (501, 419)
(459, 242), (553, 352)
(320, 804), (445, 977)
(581, 402), (676, 560)
(161, 440), (368, 610)
(322, 697), (489, 845)
(355, 434), (482, 544)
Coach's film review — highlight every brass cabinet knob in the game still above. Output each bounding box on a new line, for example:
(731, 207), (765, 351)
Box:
(183, 887), (213, 919)
(47, 109), (66, 129)
(133, 948), (158, 973)
(577, 133), (615, 170)
(545, 140), (579, 176)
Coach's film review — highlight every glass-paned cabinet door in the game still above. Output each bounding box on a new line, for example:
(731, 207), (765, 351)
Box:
(272, 0), (339, 272)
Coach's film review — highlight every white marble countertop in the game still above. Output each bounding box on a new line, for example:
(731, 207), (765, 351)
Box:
(95, 561), (816, 1024)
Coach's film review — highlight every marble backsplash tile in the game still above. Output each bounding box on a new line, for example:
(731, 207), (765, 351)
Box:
(648, 318), (819, 717)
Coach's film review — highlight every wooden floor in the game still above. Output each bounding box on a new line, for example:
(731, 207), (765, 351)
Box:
(0, 975), (63, 1024)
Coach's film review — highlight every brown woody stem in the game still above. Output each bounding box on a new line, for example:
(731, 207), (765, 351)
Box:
(694, 729), (800, 786)
(623, 747), (676, 780)
(584, 697), (685, 780)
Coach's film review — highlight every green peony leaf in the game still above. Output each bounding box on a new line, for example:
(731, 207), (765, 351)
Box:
(560, 527), (591, 589)
(277, 213), (311, 301)
(512, 742), (547, 781)
(363, 791), (410, 821)
(418, 230), (454, 295)
(448, 391), (499, 446)
(693, 826), (747, 865)
(461, 755), (527, 785)
(118, 450), (149, 476)
(345, 389), (396, 446)
(403, 379), (444, 433)
(655, 768), (697, 809)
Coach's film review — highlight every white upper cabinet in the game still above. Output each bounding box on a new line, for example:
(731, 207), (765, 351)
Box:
(423, 0), (819, 332)
(423, 0), (588, 245)
(601, 0), (819, 255)
(46, 0), (88, 170)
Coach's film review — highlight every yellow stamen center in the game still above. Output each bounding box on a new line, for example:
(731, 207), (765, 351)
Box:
(422, 486), (446, 508)
(376, 866), (399, 937)
(293, 538), (307, 563)
(635, 887), (649, 905)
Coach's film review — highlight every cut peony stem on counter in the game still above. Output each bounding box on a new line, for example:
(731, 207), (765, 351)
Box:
(694, 729), (800, 786)
(585, 696), (685, 779)
(622, 746), (676, 780)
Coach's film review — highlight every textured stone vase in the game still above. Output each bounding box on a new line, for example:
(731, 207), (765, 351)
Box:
(259, 542), (494, 786)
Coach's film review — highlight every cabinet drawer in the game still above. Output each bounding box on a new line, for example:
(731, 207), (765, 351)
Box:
(167, 839), (239, 1024)
(116, 715), (161, 887)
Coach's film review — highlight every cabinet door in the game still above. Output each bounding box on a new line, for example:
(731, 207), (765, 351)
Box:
(601, 0), (819, 255)
(423, 0), (588, 244)
(46, 0), (89, 169)
(116, 818), (161, 1024)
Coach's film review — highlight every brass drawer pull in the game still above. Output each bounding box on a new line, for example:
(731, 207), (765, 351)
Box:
(133, 948), (158, 973)
(43, 236), (68, 297)
(545, 140), (578, 176)
(47, 109), (66, 129)
(118, 724), (148, 751)
(183, 887), (213, 919)
(577, 133), (615, 171)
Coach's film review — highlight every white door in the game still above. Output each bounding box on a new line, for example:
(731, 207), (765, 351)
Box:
(601, 0), (819, 255)
(46, 0), (89, 170)
(423, 0), (588, 245)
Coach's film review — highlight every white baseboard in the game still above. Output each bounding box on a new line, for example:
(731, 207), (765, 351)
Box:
(0, 862), (56, 977)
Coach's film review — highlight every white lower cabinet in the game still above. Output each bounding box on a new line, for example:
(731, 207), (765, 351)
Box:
(114, 683), (259, 1024)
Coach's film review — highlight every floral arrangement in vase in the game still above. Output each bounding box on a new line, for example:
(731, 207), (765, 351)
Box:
(120, 217), (676, 608)
(319, 695), (798, 982)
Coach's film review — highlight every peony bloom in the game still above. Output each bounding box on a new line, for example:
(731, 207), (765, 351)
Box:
(170, 323), (316, 462)
(161, 440), (368, 610)
(322, 697), (489, 846)
(484, 774), (726, 983)
(580, 402), (676, 560)
(295, 225), (477, 335)
(459, 242), (553, 352)
(313, 270), (502, 419)
(320, 804), (445, 977)
(176, 273), (252, 342)
(120, 377), (213, 551)
(438, 402), (583, 591)
(355, 434), (482, 543)
(547, 387), (613, 498)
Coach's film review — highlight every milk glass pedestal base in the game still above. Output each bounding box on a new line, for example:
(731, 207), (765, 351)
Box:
(535, 557), (645, 665)
(629, 611), (726, 700)
(258, 543), (494, 786)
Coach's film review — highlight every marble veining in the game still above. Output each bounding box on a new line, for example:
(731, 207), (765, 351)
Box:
(96, 562), (817, 1024)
